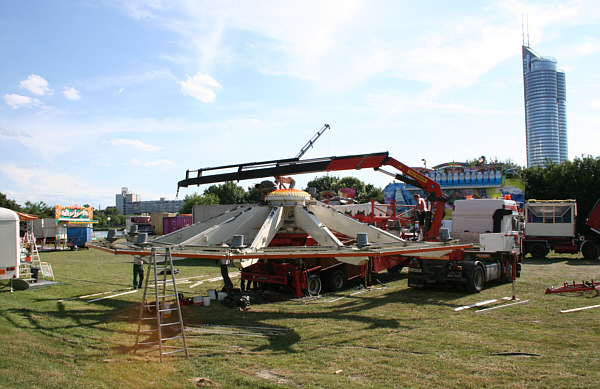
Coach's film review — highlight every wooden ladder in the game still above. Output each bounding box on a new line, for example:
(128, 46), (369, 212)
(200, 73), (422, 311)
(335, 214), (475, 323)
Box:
(134, 247), (189, 362)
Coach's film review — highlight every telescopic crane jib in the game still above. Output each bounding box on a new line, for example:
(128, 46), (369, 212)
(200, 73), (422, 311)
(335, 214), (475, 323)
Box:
(177, 151), (446, 241)
(295, 124), (329, 159)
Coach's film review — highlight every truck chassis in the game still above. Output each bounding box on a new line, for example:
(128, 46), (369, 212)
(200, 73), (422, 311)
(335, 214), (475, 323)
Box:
(407, 250), (521, 293)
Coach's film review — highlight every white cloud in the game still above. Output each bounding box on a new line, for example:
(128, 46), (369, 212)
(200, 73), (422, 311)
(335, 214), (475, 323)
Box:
(572, 39), (600, 58)
(85, 68), (173, 91)
(19, 74), (53, 96)
(0, 163), (116, 206)
(129, 158), (175, 166)
(0, 125), (31, 138)
(178, 72), (221, 103)
(107, 138), (162, 152)
(3, 94), (42, 109)
(61, 87), (81, 100)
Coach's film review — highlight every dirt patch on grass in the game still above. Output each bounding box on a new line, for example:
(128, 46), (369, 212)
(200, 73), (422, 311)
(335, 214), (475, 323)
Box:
(254, 369), (291, 385)
(191, 377), (220, 387)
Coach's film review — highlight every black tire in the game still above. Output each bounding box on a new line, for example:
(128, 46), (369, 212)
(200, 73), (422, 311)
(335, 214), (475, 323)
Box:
(581, 242), (600, 260)
(530, 243), (548, 259)
(465, 265), (485, 293)
(306, 274), (322, 296)
(327, 269), (347, 292)
(387, 265), (403, 274)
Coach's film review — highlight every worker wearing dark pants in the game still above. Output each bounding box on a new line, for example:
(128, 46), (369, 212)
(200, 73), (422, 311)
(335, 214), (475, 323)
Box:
(413, 194), (430, 240)
(133, 256), (144, 289)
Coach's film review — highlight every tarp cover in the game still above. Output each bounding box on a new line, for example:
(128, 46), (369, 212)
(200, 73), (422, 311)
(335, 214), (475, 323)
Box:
(16, 212), (39, 221)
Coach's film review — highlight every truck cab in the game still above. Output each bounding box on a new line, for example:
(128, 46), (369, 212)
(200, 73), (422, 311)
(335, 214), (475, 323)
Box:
(408, 198), (522, 293)
(451, 198), (522, 251)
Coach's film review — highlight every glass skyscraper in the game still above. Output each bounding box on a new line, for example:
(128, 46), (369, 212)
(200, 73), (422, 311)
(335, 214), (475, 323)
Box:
(522, 45), (568, 167)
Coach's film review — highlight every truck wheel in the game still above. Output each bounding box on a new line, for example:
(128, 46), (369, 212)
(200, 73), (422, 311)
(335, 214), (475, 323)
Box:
(306, 274), (322, 296)
(530, 243), (548, 259)
(581, 242), (600, 260)
(327, 270), (346, 292)
(465, 265), (485, 293)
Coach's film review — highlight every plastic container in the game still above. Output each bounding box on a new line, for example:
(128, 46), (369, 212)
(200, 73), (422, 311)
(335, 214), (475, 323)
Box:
(203, 296), (211, 306)
(217, 292), (227, 301)
(207, 289), (217, 299)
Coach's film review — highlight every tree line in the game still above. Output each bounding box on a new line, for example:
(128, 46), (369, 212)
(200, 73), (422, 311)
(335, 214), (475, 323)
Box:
(2, 155), (599, 231)
(179, 176), (386, 213)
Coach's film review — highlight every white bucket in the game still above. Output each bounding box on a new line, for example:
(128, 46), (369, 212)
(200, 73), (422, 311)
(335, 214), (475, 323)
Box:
(162, 302), (172, 318)
(207, 289), (217, 300)
(192, 296), (203, 305)
(217, 292), (227, 301)
(203, 296), (211, 306)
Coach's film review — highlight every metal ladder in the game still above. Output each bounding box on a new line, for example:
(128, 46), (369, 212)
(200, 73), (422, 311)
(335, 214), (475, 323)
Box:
(19, 230), (42, 282)
(134, 247), (189, 362)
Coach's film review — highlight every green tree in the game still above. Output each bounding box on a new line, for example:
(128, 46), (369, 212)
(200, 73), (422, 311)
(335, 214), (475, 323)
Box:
(203, 181), (247, 204)
(306, 176), (340, 193)
(0, 192), (21, 211)
(21, 201), (54, 218)
(244, 185), (260, 204)
(304, 175), (384, 203)
(93, 208), (127, 229)
(180, 192), (219, 214)
(361, 184), (384, 204)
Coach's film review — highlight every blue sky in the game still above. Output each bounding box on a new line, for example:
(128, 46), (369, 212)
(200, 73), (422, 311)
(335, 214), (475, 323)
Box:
(1, 1), (599, 210)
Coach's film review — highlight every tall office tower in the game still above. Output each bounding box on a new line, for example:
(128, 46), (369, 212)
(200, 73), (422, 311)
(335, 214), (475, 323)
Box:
(522, 45), (568, 167)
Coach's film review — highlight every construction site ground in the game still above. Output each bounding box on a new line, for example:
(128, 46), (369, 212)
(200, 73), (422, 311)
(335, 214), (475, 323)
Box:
(0, 248), (598, 388)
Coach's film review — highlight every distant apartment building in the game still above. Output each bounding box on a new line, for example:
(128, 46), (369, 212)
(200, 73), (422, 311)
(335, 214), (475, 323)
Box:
(522, 45), (568, 167)
(116, 187), (183, 215)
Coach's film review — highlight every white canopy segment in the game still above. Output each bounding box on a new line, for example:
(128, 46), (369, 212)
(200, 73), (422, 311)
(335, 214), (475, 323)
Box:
(153, 190), (406, 267)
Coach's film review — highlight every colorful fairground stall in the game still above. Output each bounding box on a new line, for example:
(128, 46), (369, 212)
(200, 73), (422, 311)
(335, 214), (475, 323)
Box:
(56, 205), (98, 249)
(386, 161), (525, 219)
(33, 205), (97, 249)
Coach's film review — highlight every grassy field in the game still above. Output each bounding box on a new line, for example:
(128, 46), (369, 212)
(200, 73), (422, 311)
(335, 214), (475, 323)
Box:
(0, 247), (598, 388)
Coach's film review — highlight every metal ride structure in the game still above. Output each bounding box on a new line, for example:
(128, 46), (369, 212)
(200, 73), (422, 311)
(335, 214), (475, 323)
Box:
(91, 151), (478, 299)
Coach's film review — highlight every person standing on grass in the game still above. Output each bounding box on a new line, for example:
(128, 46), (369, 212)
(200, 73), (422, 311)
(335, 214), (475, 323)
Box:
(133, 256), (144, 289)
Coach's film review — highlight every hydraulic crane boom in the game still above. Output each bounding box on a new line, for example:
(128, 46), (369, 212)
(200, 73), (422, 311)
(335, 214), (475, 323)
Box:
(177, 151), (445, 240)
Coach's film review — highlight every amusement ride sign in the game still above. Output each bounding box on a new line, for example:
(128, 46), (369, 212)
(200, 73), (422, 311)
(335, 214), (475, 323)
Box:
(55, 205), (97, 224)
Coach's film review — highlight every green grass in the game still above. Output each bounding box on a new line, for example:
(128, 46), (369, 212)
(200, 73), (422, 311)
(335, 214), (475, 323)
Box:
(1, 248), (599, 388)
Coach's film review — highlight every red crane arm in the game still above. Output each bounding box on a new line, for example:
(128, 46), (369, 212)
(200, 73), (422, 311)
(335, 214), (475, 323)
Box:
(177, 151), (445, 240)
